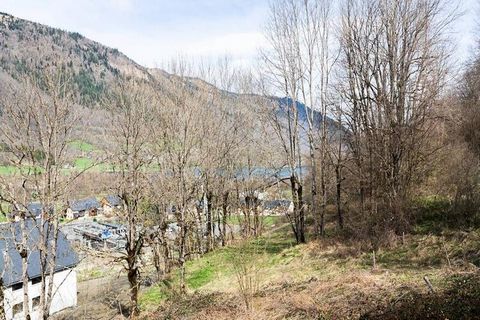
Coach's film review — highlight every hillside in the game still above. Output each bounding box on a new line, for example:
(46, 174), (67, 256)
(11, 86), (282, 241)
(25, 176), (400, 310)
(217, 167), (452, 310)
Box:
(0, 12), (334, 144)
(56, 213), (480, 320)
(0, 12), (153, 105)
(140, 220), (480, 319)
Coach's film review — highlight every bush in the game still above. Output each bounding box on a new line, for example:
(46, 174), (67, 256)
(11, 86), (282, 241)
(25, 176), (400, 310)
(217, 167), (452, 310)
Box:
(412, 196), (480, 234)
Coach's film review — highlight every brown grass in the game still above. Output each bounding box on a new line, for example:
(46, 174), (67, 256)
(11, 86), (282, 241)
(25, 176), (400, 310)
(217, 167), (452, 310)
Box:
(136, 225), (480, 319)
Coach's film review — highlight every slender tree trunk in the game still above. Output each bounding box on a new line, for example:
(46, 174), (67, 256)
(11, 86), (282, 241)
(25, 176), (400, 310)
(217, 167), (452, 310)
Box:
(291, 176), (306, 244)
(308, 140), (319, 235)
(335, 163), (343, 229)
(0, 279), (4, 320)
(221, 191), (228, 246)
(179, 231), (187, 294)
(19, 218), (31, 320)
(43, 218), (60, 320)
(205, 191), (213, 252)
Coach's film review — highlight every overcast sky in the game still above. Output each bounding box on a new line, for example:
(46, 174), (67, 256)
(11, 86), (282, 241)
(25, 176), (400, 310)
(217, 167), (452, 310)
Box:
(0, 0), (477, 69)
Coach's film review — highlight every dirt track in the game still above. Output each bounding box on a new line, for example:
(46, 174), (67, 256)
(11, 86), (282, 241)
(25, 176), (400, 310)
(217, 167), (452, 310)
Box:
(53, 271), (131, 319)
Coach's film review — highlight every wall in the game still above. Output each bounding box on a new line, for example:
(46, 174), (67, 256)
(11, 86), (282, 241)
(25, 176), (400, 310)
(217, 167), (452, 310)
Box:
(3, 268), (77, 320)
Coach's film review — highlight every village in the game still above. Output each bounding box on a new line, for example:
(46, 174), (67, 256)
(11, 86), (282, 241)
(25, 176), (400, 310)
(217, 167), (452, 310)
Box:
(0, 191), (293, 319)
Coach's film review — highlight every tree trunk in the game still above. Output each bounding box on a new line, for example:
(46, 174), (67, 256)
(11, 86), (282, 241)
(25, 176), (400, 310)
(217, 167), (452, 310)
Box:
(0, 279), (4, 320)
(221, 192), (228, 246)
(127, 254), (139, 317)
(290, 176), (306, 244)
(205, 191), (213, 252)
(18, 217), (31, 320)
(335, 163), (343, 229)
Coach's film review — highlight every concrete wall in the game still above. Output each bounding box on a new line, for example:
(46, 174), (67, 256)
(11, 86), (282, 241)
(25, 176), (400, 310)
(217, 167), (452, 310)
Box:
(3, 269), (77, 320)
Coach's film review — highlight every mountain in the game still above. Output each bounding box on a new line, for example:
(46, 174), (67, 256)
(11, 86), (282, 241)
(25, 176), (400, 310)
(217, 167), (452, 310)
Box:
(277, 97), (342, 136)
(0, 12), (341, 146)
(0, 12), (154, 106)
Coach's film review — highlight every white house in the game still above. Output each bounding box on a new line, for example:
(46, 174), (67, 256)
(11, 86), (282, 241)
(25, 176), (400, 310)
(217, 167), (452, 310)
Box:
(66, 197), (101, 219)
(0, 220), (79, 319)
(100, 195), (122, 217)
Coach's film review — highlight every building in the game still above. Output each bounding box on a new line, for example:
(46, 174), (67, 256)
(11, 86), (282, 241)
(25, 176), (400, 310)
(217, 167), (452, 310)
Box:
(0, 220), (79, 319)
(260, 199), (294, 215)
(7, 203), (52, 221)
(66, 197), (101, 219)
(98, 221), (126, 237)
(100, 195), (122, 217)
(68, 221), (127, 251)
(26, 203), (43, 218)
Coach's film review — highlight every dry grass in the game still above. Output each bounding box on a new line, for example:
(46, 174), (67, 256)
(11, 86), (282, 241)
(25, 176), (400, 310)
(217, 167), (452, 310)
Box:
(137, 225), (480, 319)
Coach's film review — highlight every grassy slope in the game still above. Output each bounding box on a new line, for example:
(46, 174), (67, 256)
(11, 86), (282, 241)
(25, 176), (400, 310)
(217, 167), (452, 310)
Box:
(0, 140), (112, 174)
(139, 219), (480, 319)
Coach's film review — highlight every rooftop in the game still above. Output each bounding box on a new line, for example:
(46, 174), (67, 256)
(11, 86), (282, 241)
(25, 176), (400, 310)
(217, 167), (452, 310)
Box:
(0, 219), (79, 287)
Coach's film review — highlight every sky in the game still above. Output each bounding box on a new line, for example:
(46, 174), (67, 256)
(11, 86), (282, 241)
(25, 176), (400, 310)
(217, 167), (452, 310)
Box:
(0, 0), (270, 68)
(0, 0), (478, 69)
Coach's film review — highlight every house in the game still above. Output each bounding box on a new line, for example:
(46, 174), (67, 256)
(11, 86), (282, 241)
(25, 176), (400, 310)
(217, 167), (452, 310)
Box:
(100, 195), (122, 217)
(70, 221), (127, 251)
(0, 220), (79, 319)
(66, 197), (101, 219)
(260, 199), (294, 215)
(7, 203), (52, 221)
(26, 203), (43, 218)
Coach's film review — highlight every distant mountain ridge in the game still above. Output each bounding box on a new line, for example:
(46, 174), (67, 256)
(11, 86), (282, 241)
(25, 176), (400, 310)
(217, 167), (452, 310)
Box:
(0, 12), (340, 143)
(0, 11), (154, 105)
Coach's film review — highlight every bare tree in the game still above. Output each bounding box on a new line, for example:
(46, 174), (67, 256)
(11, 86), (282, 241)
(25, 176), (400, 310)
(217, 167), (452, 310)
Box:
(295, 0), (335, 236)
(339, 0), (454, 238)
(151, 60), (210, 293)
(104, 78), (155, 317)
(262, 0), (307, 244)
(0, 65), (84, 319)
(459, 49), (480, 158)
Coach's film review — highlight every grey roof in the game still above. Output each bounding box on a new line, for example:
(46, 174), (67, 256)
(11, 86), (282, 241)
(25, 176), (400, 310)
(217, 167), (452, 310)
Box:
(70, 197), (100, 212)
(26, 202), (43, 217)
(8, 203), (52, 219)
(262, 200), (292, 210)
(0, 219), (79, 287)
(104, 195), (121, 207)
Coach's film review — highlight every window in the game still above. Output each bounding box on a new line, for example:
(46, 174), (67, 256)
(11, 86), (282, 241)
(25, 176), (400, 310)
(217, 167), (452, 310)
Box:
(31, 277), (42, 285)
(12, 302), (23, 317)
(11, 282), (22, 291)
(32, 296), (40, 310)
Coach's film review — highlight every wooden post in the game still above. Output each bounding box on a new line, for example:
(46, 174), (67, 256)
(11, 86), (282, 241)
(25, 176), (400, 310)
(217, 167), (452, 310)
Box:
(423, 276), (435, 293)
(442, 240), (451, 268)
